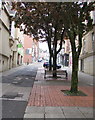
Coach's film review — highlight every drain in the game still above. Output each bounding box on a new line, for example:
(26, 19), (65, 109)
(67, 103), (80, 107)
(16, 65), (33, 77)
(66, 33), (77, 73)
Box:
(2, 92), (23, 99)
(12, 80), (22, 85)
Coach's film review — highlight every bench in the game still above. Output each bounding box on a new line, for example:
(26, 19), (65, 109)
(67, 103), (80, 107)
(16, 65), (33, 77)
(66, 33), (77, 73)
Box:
(44, 69), (68, 79)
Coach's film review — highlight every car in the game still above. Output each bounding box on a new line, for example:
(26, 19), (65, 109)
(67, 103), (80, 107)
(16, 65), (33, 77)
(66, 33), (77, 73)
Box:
(43, 61), (49, 68)
(38, 58), (42, 62)
(43, 61), (61, 69)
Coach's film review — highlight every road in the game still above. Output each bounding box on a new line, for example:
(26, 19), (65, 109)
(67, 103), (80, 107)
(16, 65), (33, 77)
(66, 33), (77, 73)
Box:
(0, 63), (39, 119)
(0, 62), (94, 119)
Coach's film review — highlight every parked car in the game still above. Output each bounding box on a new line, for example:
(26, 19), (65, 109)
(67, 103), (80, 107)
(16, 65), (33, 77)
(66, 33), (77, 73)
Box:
(38, 58), (42, 62)
(43, 61), (61, 69)
(43, 61), (49, 68)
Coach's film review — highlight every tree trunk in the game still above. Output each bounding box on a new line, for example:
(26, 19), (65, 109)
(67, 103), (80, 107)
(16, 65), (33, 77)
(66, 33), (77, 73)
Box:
(52, 25), (57, 77)
(47, 36), (52, 71)
(70, 55), (79, 93)
(49, 53), (52, 71)
(53, 53), (57, 77)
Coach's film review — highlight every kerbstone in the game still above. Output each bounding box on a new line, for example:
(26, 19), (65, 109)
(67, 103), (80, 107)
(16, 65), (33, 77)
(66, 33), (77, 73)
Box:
(65, 113), (85, 118)
(24, 113), (44, 118)
(78, 107), (93, 113)
(45, 113), (66, 118)
(83, 113), (93, 118)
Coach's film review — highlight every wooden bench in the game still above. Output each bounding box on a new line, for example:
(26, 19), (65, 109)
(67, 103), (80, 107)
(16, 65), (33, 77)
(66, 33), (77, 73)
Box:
(44, 69), (68, 79)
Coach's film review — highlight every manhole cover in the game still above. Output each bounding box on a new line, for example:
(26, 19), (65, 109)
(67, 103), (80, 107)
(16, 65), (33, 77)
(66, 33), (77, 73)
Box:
(2, 92), (23, 99)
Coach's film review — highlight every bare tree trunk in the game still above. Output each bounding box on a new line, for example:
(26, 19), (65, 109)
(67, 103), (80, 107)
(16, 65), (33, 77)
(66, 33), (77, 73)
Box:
(53, 53), (57, 77)
(47, 35), (52, 71)
(70, 53), (79, 93)
(49, 52), (52, 71)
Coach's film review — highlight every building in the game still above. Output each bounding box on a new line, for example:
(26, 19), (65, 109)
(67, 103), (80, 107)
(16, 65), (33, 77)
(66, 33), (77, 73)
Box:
(39, 48), (49, 61)
(0, 3), (24, 72)
(23, 35), (33, 64)
(32, 39), (39, 62)
(0, 3), (13, 71)
(57, 39), (70, 66)
(79, 11), (95, 76)
(23, 35), (39, 64)
(14, 28), (24, 66)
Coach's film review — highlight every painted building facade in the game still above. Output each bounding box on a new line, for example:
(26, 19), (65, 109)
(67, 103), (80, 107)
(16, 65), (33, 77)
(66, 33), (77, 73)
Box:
(0, 3), (12, 71)
(57, 39), (70, 66)
(31, 39), (39, 62)
(0, 3), (24, 72)
(79, 11), (95, 76)
(23, 35), (33, 64)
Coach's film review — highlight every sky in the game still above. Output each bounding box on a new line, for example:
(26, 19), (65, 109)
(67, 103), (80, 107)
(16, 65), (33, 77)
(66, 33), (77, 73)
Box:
(39, 42), (48, 51)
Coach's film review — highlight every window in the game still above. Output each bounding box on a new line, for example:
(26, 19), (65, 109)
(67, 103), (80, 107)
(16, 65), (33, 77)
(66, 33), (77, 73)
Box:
(83, 39), (86, 54)
(3, 61), (4, 65)
(25, 48), (32, 55)
(92, 32), (94, 41)
(81, 59), (84, 72)
(92, 32), (94, 50)
(25, 49), (29, 54)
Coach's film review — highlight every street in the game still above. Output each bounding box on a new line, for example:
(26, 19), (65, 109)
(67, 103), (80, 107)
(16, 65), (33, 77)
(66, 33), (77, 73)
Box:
(0, 62), (94, 119)
(0, 2), (94, 119)
(1, 63), (38, 119)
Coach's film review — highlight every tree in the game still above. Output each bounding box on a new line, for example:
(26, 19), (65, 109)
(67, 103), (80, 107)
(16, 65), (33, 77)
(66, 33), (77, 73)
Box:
(12, 2), (66, 77)
(11, 2), (95, 93)
(61, 2), (95, 92)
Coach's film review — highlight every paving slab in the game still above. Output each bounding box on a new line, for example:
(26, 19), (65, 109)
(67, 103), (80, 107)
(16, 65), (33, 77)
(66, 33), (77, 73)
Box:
(61, 106), (82, 114)
(25, 106), (45, 114)
(45, 107), (63, 114)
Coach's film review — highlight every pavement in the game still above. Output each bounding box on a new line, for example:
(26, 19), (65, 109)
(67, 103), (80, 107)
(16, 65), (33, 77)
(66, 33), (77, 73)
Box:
(24, 64), (94, 119)
(0, 63), (94, 119)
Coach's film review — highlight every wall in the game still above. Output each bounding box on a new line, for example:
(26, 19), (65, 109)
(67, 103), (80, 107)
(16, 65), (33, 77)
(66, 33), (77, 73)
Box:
(23, 35), (33, 64)
(0, 6), (10, 71)
(79, 26), (95, 76)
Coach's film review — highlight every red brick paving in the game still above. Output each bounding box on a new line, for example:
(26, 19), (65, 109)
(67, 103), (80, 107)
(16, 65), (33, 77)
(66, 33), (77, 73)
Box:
(28, 85), (93, 107)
